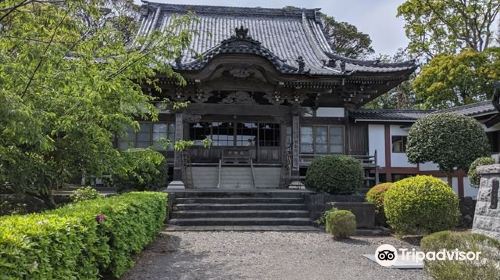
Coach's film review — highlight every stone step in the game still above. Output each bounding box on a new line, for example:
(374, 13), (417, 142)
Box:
(174, 203), (307, 211)
(170, 191), (309, 198)
(168, 217), (313, 226)
(175, 197), (304, 204)
(165, 225), (320, 232)
(172, 209), (310, 219)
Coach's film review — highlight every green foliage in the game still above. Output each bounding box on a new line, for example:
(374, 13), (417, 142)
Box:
(407, 113), (490, 172)
(468, 157), (495, 187)
(0, 192), (167, 279)
(0, 0), (192, 207)
(69, 186), (103, 202)
(366, 183), (393, 214)
(420, 231), (500, 280)
(305, 155), (363, 194)
(321, 15), (374, 58)
(397, 0), (499, 57)
(364, 49), (418, 109)
(413, 48), (500, 109)
(384, 176), (460, 235)
(114, 148), (167, 191)
(325, 210), (356, 239)
(315, 207), (338, 226)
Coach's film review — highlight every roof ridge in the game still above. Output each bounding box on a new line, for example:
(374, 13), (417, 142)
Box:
(354, 108), (433, 113)
(142, 1), (319, 18)
(439, 100), (493, 112)
(325, 52), (416, 68)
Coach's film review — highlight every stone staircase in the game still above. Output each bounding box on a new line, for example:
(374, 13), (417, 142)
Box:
(220, 167), (253, 189)
(189, 166), (281, 189)
(168, 191), (317, 231)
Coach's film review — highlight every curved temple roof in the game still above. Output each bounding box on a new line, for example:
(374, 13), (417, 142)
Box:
(137, 1), (416, 76)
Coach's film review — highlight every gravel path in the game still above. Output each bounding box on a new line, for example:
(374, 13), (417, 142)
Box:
(122, 231), (429, 280)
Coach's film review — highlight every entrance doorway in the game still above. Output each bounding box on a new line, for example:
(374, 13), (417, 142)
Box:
(188, 122), (281, 163)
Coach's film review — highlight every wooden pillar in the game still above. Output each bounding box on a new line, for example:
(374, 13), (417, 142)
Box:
(172, 112), (184, 181)
(291, 114), (300, 178)
(457, 170), (465, 198)
(384, 124), (392, 182)
(344, 109), (351, 155)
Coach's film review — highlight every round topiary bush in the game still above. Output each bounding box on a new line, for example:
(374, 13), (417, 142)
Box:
(305, 155), (363, 194)
(468, 157), (495, 186)
(366, 182), (393, 213)
(325, 210), (356, 239)
(366, 182), (393, 226)
(384, 175), (460, 235)
(407, 113), (490, 172)
(421, 231), (500, 280)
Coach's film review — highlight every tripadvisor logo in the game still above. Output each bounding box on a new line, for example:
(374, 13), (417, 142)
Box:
(375, 244), (482, 267)
(375, 244), (398, 267)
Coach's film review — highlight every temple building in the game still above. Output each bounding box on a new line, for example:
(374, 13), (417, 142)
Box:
(120, 2), (500, 198)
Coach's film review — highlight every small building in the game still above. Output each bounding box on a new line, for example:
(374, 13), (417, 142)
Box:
(121, 2), (499, 198)
(352, 101), (500, 198)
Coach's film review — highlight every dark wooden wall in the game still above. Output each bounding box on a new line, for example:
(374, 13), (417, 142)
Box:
(349, 123), (368, 155)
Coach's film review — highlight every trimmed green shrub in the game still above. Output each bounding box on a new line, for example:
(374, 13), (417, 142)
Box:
(0, 192), (167, 279)
(407, 113), (490, 172)
(305, 155), (363, 194)
(325, 209), (356, 239)
(366, 182), (393, 213)
(69, 186), (103, 202)
(316, 207), (338, 226)
(384, 175), (460, 235)
(468, 157), (495, 186)
(114, 148), (168, 191)
(421, 231), (500, 280)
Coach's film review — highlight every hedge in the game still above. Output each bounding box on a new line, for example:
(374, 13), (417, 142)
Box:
(366, 182), (393, 214)
(325, 209), (356, 240)
(421, 231), (500, 280)
(0, 192), (167, 279)
(384, 176), (459, 235)
(305, 155), (363, 194)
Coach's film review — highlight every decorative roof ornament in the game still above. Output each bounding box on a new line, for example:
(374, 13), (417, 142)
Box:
(296, 56), (305, 72)
(234, 25), (250, 39)
(340, 60), (346, 73)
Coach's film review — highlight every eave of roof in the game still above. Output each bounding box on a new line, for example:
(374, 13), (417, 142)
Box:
(351, 109), (433, 122)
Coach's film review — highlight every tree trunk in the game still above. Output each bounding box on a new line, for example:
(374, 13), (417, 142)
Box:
(447, 174), (453, 186)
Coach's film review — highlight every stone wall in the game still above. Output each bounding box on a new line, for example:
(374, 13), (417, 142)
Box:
(304, 192), (365, 222)
(473, 164), (500, 239)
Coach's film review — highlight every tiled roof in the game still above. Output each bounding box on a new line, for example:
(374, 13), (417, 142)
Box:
(352, 101), (498, 121)
(351, 109), (433, 121)
(438, 100), (496, 116)
(137, 2), (416, 75)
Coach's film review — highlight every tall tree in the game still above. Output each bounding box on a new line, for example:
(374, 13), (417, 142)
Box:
(398, 0), (499, 58)
(398, 0), (499, 109)
(0, 0), (192, 207)
(364, 49), (418, 109)
(321, 15), (374, 58)
(413, 47), (500, 108)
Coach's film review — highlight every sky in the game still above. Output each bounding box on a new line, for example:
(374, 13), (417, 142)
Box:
(135, 0), (409, 56)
